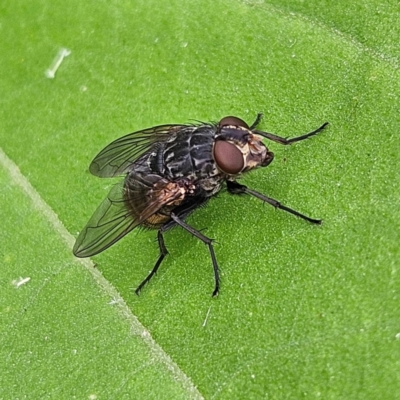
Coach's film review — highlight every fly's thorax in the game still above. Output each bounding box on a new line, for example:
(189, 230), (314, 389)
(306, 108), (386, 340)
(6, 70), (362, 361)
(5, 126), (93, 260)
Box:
(160, 124), (221, 181)
(213, 125), (274, 176)
(127, 124), (225, 212)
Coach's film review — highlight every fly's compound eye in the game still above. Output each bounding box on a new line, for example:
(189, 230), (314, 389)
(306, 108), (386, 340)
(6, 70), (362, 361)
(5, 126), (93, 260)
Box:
(213, 140), (244, 174)
(219, 116), (249, 129)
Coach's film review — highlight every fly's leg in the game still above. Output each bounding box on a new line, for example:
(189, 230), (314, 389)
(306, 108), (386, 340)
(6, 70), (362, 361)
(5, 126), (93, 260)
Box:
(170, 212), (220, 297)
(227, 181), (322, 224)
(254, 122), (329, 144)
(135, 230), (169, 295)
(135, 197), (213, 295)
(249, 113), (264, 130)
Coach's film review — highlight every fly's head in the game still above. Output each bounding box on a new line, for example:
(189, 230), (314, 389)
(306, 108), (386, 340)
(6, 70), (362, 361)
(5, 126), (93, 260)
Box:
(213, 116), (274, 177)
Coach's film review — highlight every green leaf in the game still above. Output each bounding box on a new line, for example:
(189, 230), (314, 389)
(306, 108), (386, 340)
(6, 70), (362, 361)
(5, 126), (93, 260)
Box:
(1, 0), (399, 398)
(0, 153), (200, 399)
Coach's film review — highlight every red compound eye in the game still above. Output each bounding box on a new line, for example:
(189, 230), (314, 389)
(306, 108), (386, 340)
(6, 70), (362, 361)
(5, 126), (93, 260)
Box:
(219, 116), (249, 129)
(213, 140), (244, 174)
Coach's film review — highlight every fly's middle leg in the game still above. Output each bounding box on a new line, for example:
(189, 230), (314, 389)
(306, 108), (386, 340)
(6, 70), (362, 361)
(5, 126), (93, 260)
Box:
(227, 180), (322, 224)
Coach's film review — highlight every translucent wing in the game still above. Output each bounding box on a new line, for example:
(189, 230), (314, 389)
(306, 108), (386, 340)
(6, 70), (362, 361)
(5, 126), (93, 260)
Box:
(73, 181), (138, 257)
(89, 124), (188, 178)
(73, 175), (189, 258)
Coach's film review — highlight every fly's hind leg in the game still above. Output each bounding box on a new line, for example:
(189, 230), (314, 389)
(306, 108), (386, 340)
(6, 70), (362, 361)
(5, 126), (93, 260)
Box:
(135, 230), (169, 295)
(170, 212), (220, 297)
(135, 196), (214, 296)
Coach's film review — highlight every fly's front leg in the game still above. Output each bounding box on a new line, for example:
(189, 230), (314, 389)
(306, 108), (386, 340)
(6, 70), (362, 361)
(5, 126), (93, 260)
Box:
(135, 230), (169, 295)
(249, 113), (264, 130)
(254, 122), (329, 145)
(227, 181), (322, 224)
(170, 213), (220, 297)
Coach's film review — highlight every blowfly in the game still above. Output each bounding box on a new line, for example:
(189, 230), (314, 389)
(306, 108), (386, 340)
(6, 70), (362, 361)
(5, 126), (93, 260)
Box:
(73, 113), (328, 296)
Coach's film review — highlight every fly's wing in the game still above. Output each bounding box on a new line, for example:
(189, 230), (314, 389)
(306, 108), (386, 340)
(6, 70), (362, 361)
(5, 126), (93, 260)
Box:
(73, 175), (189, 258)
(89, 124), (188, 178)
(73, 181), (137, 257)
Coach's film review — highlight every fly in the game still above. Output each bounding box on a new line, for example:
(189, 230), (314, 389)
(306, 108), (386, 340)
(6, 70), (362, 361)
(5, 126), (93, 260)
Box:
(73, 113), (329, 296)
